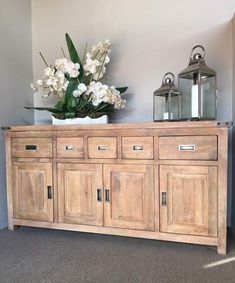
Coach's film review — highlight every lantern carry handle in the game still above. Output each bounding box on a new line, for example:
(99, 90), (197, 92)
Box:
(163, 72), (175, 84)
(190, 45), (205, 60)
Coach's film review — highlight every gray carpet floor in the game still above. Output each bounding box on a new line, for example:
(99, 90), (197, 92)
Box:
(0, 227), (235, 283)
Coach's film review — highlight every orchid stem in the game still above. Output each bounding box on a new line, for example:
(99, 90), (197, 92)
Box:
(61, 47), (66, 57)
(39, 52), (49, 67)
(82, 43), (88, 64)
(97, 51), (107, 80)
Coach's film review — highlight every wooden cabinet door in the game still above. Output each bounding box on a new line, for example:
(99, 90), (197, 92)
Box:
(57, 163), (103, 226)
(160, 165), (217, 237)
(13, 162), (53, 222)
(103, 164), (154, 231)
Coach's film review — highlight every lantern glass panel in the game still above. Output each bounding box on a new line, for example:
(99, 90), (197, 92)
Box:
(178, 45), (217, 120)
(153, 72), (182, 121)
(180, 75), (216, 120)
(153, 94), (166, 121)
(153, 92), (182, 121)
(201, 76), (216, 119)
(180, 78), (193, 119)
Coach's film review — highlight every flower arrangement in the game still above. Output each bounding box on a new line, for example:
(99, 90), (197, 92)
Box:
(27, 33), (127, 119)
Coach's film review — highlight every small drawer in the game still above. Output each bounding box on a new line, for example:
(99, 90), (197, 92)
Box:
(57, 138), (84, 158)
(88, 137), (117, 159)
(159, 136), (217, 160)
(122, 137), (154, 159)
(12, 138), (52, 158)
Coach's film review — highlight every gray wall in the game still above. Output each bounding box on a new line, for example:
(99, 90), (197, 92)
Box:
(0, 0), (33, 228)
(32, 0), (235, 124)
(31, 0), (235, 225)
(0, 1), (234, 229)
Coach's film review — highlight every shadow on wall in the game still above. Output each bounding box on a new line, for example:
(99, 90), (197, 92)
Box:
(175, 19), (234, 229)
(172, 20), (233, 121)
(112, 20), (233, 123)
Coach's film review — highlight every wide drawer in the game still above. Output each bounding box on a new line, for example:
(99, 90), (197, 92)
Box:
(88, 137), (117, 159)
(122, 137), (154, 159)
(12, 138), (52, 158)
(57, 137), (84, 158)
(159, 136), (217, 160)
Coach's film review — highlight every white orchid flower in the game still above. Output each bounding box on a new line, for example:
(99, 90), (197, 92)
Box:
(55, 70), (65, 79)
(73, 83), (87, 97)
(44, 67), (54, 76)
(84, 53), (100, 75)
(73, 90), (81, 97)
(105, 56), (110, 64)
(31, 83), (38, 92)
(36, 79), (43, 86)
(55, 58), (80, 78)
(77, 83), (87, 93)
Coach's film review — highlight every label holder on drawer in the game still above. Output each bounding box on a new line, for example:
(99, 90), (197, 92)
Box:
(178, 144), (196, 151)
(97, 145), (107, 151)
(25, 145), (37, 151)
(65, 145), (75, 151)
(133, 145), (144, 151)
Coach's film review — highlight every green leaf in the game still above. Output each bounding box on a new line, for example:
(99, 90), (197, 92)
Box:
(54, 101), (65, 111)
(64, 79), (78, 109)
(67, 96), (77, 111)
(64, 111), (76, 118)
(24, 106), (62, 114)
(65, 33), (80, 64)
(65, 33), (84, 79)
(88, 112), (109, 118)
(116, 86), (128, 94)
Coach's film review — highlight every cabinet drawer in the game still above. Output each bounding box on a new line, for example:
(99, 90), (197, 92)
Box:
(57, 138), (84, 158)
(12, 138), (52, 158)
(122, 137), (154, 159)
(88, 137), (117, 159)
(159, 136), (217, 160)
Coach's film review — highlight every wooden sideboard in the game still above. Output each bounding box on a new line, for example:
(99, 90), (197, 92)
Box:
(5, 121), (229, 254)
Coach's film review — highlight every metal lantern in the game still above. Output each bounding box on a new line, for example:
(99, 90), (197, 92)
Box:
(153, 72), (182, 121)
(178, 45), (217, 120)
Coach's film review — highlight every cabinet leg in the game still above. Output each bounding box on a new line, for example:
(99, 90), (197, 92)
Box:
(217, 228), (227, 255)
(217, 243), (227, 255)
(8, 225), (19, 231)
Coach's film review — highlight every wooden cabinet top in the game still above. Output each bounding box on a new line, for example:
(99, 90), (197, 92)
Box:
(3, 121), (231, 132)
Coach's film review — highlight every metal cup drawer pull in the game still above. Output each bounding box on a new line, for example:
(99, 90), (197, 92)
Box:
(179, 144), (196, 151)
(65, 145), (75, 151)
(97, 145), (107, 151)
(133, 145), (144, 151)
(25, 145), (37, 151)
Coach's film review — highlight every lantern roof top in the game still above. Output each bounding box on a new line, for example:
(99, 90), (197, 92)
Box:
(154, 72), (182, 96)
(179, 59), (216, 79)
(179, 45), (216, 79)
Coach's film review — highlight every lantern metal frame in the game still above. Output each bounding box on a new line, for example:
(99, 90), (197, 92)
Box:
(178, 45), (217, 120)
(153, 72), (182, 121)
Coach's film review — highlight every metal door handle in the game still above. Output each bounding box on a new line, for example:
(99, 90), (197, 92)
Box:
(47, 186), (53, 199)
(105, 188), (110, 202)
(97, 189), (102, 202)
(161, 192), (167, 206)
